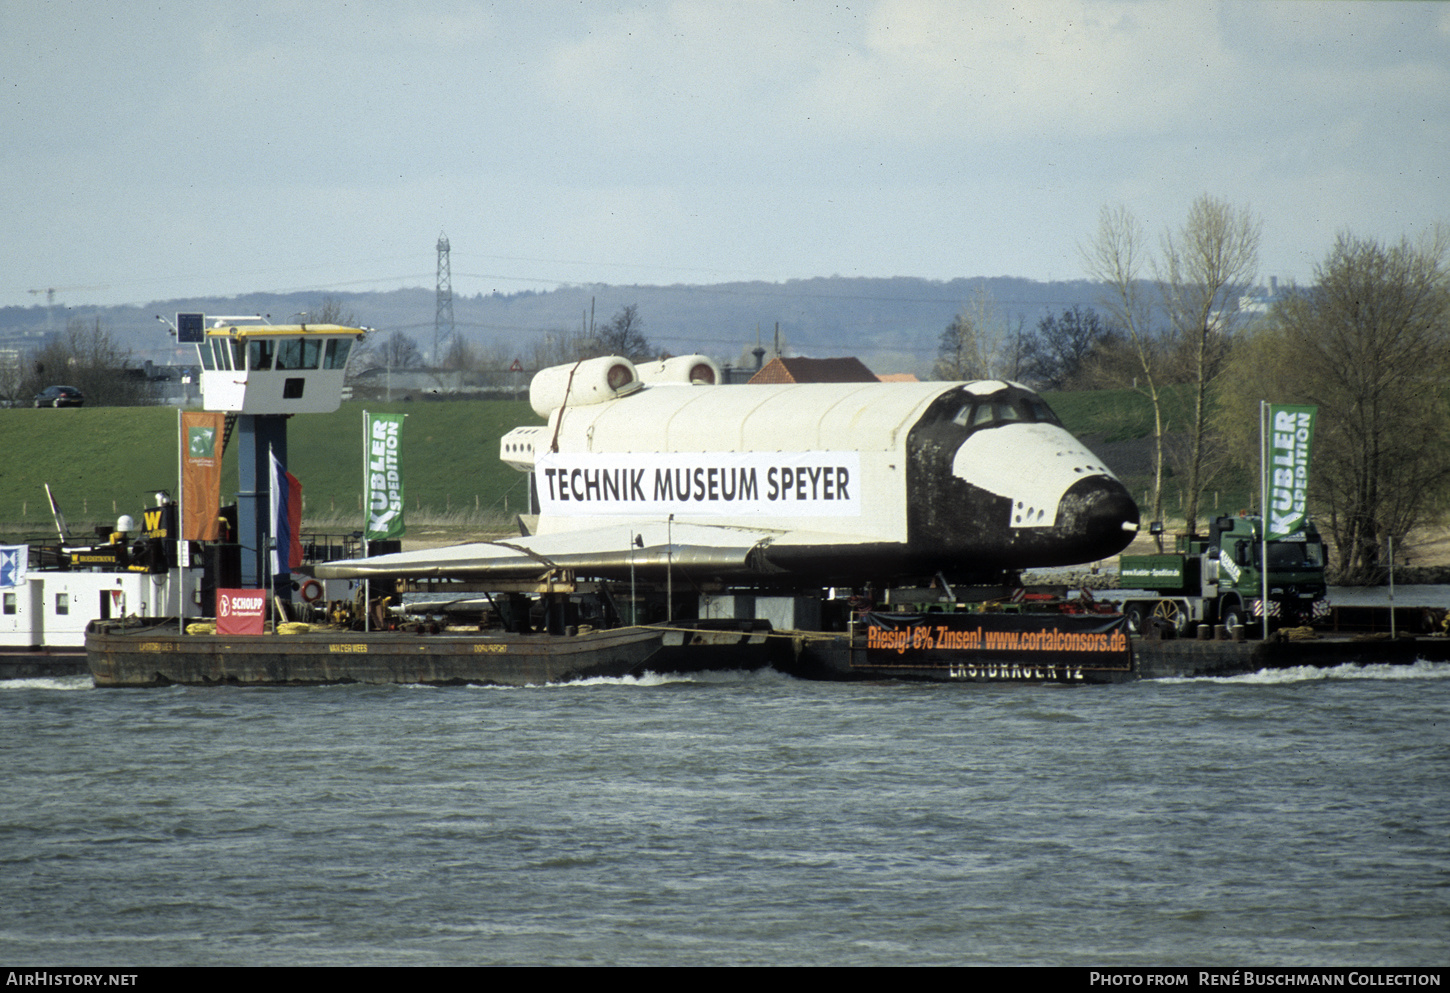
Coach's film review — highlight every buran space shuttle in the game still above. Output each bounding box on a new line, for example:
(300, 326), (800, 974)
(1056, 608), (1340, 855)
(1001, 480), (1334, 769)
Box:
(317, 355), (1140, 587)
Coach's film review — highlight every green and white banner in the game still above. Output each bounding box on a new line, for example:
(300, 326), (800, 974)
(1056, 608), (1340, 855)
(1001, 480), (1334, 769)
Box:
(365, 411), (405, 541)
(1265, 404), (1316, 540)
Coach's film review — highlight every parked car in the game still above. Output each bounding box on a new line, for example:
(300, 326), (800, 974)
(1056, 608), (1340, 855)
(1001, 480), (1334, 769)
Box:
(33, 385), (85, 408)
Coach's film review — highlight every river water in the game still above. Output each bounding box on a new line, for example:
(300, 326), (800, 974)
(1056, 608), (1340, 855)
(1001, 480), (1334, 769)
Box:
(2, 660), (1447, 967)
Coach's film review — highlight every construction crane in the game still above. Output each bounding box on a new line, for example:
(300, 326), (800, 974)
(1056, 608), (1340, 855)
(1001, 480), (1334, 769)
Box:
(28, 283), (111, 333)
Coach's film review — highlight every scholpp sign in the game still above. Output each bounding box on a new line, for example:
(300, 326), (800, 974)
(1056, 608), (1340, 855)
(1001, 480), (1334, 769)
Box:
(217, 588), (267, 636)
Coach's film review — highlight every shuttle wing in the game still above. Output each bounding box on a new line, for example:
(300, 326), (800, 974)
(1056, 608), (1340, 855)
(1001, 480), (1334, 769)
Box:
(312, 520), (894, 583)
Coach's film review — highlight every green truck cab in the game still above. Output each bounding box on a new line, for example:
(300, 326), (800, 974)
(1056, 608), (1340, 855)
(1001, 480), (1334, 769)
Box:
(1112, 514), (1329, 636)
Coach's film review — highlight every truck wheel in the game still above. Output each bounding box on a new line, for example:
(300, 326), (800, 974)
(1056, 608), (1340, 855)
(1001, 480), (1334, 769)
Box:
(1153, 599), (1188, 636)
(1221, 604), (1245, 633)
(1124, 604), (1146, 634)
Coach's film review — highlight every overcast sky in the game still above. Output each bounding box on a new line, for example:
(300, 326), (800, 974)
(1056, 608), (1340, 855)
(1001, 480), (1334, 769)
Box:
(3, 0), (1446, 311)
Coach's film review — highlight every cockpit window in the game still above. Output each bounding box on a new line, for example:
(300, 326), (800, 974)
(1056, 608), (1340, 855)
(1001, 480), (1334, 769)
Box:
(948, 395), (1063, 431)
(1028, 400), (1062, 425)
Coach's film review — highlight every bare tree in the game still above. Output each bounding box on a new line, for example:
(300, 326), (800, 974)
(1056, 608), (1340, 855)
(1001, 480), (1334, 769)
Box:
(313, 295), (359, 327)
(1158, 195), (1262, 535)
(1082, 198), (1261, 540)
(0, 348), (25, 406)
(1020, 306), (1117, 391)
(1082, 205), (1171, 542)
(1219, 228), (1450, 584)
(21, 318), (153, 406)
(591, 304), (652, 361)
(440, 334), (474, 372)
(357, 330), (424, 371)
(933, 287), (1011, 381)
(531, 328), (593, 370)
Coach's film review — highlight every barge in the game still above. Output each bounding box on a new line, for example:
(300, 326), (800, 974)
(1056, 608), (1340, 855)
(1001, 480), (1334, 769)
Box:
(74, 600), (1450, 688)
(85, 616), (778, 687)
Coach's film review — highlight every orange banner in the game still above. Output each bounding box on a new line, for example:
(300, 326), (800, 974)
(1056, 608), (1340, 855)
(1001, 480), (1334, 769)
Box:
(181, 411), (225, 541)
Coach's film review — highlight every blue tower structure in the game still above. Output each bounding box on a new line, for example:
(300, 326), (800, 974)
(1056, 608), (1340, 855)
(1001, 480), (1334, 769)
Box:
(190, 319), (368, 596)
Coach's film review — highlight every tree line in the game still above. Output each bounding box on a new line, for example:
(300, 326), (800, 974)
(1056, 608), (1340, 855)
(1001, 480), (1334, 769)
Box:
(935, 197), (1450, 585)
(349, 302), (658, 379)
(1, 318), (157, 407)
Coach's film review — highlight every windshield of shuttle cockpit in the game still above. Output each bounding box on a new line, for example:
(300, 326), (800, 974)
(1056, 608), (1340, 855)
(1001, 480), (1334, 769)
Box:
(951, 398), (1062, 430)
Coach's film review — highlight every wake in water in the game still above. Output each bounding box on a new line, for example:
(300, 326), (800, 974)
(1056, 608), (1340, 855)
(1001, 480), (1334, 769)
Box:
(1175, 658), (1450, 685)
(459, 667), (795, 690)
(0, 675), (93, 691)
(8, 662), (1449, 694)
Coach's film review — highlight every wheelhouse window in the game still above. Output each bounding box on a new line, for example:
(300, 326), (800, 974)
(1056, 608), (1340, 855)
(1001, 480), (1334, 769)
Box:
(199, 337), (236, 371)
(323, 338), (354, 370)
(276, 338), (322, 370)
(247, 339), (275, 371)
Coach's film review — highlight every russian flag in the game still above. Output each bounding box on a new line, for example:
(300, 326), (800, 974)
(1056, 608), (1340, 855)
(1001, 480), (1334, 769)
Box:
(269, 450), (303, 573)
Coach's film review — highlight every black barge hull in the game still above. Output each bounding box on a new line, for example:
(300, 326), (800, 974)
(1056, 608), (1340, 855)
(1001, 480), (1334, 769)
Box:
(82, 616), (1450, 688)
(0, 648), (89, 680)
(86, 619), (778, 688)
(1132, 632), (1450, 678)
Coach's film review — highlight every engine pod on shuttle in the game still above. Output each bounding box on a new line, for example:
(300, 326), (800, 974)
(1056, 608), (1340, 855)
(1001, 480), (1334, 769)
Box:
(530, 355), (642, 418)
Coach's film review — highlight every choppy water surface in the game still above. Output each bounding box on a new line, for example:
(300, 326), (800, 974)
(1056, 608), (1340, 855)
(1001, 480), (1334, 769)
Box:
(2, 662), (1447, 966)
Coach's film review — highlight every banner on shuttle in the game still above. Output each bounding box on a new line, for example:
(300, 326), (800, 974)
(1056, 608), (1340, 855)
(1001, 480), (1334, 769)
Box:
(533, 452), (862, 517)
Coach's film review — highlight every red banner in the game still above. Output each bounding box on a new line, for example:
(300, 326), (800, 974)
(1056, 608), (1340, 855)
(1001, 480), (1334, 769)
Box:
(182, 411), (225, 541)
(217, 588), (267, 635)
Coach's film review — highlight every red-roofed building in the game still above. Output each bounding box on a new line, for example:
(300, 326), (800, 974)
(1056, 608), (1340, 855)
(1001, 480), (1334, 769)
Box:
(747, 356), (879, 385)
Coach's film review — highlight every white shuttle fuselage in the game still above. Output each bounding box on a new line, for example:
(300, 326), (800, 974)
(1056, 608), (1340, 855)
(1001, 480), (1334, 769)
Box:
(319, 357), (1139, 586)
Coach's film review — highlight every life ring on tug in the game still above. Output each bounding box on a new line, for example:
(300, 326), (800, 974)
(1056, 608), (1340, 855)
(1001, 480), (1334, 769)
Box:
(299, 579), (323, 603)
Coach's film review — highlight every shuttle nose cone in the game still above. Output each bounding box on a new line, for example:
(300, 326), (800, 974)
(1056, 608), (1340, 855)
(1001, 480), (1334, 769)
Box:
(1056, 476), (1140, 562)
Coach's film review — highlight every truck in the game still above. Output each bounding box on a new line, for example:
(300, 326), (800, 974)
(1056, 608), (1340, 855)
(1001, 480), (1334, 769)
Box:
(1102, 514), (1329, 637)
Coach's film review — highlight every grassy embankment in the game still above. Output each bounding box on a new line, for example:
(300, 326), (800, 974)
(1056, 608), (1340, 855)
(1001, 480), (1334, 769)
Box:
(0, 400), (541, 541)
(1047, 385), (1259, 525)
(0, 387), (1252, 542)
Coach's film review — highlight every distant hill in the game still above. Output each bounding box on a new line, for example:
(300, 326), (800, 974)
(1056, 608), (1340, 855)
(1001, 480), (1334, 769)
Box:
(0, 276), (1116, 379)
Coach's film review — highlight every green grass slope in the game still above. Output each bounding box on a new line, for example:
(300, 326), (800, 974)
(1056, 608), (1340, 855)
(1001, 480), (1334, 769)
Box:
(0, 400), (541, 535)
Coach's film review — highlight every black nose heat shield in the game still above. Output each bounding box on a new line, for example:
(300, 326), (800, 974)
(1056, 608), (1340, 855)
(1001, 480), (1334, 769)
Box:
(907, 471), (1141, 572)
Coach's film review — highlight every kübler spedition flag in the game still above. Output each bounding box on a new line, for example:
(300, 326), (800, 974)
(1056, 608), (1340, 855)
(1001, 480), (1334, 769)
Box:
(1265, 404), (1316, 541)
(365, 412), (405, 541)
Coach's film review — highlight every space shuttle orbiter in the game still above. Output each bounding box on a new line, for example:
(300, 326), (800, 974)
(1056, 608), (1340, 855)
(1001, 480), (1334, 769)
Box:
(316, 355), (1139, 586)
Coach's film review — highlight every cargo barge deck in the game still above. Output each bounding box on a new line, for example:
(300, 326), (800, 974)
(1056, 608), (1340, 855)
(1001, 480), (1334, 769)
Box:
(56, 613), (1450, 688)
(83, 617), (778, 688)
